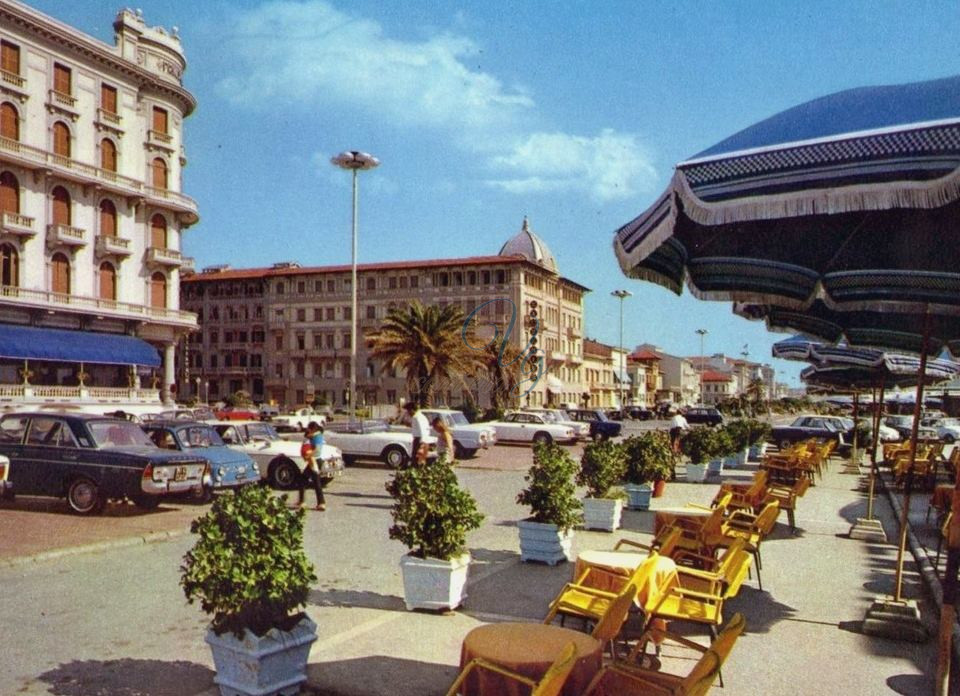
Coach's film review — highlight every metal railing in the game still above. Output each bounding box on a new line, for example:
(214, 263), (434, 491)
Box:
(0, 285), (196, 326)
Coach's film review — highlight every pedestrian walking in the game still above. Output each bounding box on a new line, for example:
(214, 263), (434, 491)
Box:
(669, 410), (688, 453)
(403, 401), (429, 466)
(297, 421), (327, 511)
(431, 415), (455, 462)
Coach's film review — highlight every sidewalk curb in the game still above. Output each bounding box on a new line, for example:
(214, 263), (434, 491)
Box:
(0, 528), (189, 569)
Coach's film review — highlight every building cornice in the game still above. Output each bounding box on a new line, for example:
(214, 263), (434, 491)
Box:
(0, 0), (197, 116)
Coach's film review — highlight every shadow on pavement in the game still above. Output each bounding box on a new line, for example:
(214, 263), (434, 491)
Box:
(0, 496), (182, 517)
(308, 587), (406, 612)
(38, 658), (214, 695)
(724, 586), (796, 634)
(463, 555), (573, 621)
(306, 655), (455, 696)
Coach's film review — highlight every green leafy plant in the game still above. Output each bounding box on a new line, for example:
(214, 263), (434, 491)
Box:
(180, 485), (316, 639)
(622, 432), (675, 484)
(680, 426), (722, 464)
(577, 439), (627, 498)
(746, 419), (772, 446)
(723, 419), (752, 452)
(518, 442), (583, 532)
(712, 427), (737, 458)
(385, 454), (484, 560)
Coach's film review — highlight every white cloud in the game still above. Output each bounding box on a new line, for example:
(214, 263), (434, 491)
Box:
(486, 130), (658, 202)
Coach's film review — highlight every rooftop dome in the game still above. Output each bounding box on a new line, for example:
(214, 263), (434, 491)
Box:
(498, 218), (557, 272)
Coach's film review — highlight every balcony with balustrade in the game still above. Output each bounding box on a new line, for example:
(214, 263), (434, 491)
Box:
(95, 234), (132, 258)
(145, 246), (183, 267)
(46, 223), (85, 248)
(1, 69), (27, 101)
(1, 211), (35, 237)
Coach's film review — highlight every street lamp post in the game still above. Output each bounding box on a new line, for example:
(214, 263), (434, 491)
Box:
(331, 150), (380, 424)
(611, 290), (632, 412)
(695, 328), (708, 405)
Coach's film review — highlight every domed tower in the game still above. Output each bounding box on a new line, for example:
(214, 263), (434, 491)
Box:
(498, 217), (558, 273)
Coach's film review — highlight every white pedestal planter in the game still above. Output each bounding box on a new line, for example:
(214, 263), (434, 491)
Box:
(686, 462), (708, 482)
(623, 483), (653, 510)
(205, 615), (317, 696)
(582, 497), (623, 532)
(399, 552), (471, 611)
(707, 457), (725, 477)
(734, 448), (749, 468)
(518, 519), (574, 565)
(749, 442), (768, 461)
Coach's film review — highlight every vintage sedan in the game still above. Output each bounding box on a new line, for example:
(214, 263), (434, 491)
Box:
(325, 420), (436, 468)
(769, 415), (852, 451)
(213, 420), (344, 489)
(421, 408), (497, 458)
(522, 409), (591, 440)
(885, 415), (939, 441)
(487, 412), (578, 445)
(270, 407), (327, 433)
(142, 421), (259, 497)
(565, 408), (623, 440)
(0, 413), (207, 514)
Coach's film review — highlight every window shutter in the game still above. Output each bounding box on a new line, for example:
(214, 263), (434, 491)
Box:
(100, 139), (117, 171)
(0, 103), (16, 141)
(53, 63), (71, 95)
(101, 84), (117, 114)
(152, 106), (168, 134)
(0, 172), (18, 214)
(99, 200), (117, 236)
(53, 122), (70, 157)
(1, 42), (20, 75)
(51, 187), (70, 225)
(150, 214), (166, 248)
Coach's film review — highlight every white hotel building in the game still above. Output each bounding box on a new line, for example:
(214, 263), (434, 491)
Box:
(0, 1), (198, 412)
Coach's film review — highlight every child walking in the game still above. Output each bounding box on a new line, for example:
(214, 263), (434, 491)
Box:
(297, 421), (327, 511)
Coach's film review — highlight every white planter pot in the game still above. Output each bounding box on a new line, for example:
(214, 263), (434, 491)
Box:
(518, 519), (574, 565)
(582, 497), (623, 532)
(749, 442), (768, 460)
(623, 483), (653, 510)
(707, 457), (725, 477)
(686, 462), (708, 482)
(205, 615), (316, 696)
(735, 448), (749, 468)
(399, 552), (471, 612)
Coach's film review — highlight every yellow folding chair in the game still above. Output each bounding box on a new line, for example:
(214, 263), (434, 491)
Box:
(445, 640), (578, 696)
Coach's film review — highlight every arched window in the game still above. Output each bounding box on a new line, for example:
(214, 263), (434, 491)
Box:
(0, 171), (18, 214)
(0, 102), (18, 141)
(0, 243), (18, 287)
(51, 252), (70, 295)
(150, 213), (167, 248)
(151, 157), (167, 189)
(100, 138), (117, 172)
(149, 271), (166, 308)
(99, 199), (117, 236)
(98, 261), (116, 300)
(52, 121), (70, 158)
(51, 186), (70, 226)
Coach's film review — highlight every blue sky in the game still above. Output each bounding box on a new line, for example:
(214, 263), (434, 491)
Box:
(29, 1), (960, 386)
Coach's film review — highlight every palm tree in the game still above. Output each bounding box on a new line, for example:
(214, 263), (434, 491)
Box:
(366, 301), (484, 407)
(477, 338), (527, 412)
(745, 377), (766, 416)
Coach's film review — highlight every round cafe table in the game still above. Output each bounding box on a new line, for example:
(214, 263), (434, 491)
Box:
(653, 506), (712, 536)
(457, 623), (602, 696)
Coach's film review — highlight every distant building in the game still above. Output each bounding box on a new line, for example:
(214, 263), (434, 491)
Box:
(701, 370), (734, 406)
(0, 2), (198, 413)
(582, 338), (617, 408)
(180, 219), (589, 410)
(635, 344), (699, 406)
(626, 348), (662, 407)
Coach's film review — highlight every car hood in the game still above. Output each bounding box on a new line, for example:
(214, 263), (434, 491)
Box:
(103, 445), (206, 464)
(185, 445), (255, 466)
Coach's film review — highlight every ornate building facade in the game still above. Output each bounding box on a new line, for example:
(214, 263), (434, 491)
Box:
(180, 220), (588, 410)
(0, 2), (198, 412)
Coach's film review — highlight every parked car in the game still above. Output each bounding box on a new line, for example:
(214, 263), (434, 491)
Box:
(921, 416), (960, 443)
(521, 408), (591, 440)
(257, 403), (280, 420)
(769, 415), (851, 451)
(142, 421), (260, 498)
(0, 413), (207, 514)
(324, 419), (436, 468)
(0, 454), (11, 500)
(486, 412), (578, 445)
(859, 417), (900, 443)
(683, 406), (725, 427)
(213, 420), (344, 489)
(271, 407), (327, 433)
(420, 408), (496, 458)
(565, 408), (623, 440)
(626, 406), (655, 420)
(884, 415), (939, 441)
(213, 406), (260, 421)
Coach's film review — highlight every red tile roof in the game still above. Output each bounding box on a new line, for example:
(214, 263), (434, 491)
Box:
(702, 370), (733, 382)
(628, 349), (661, 361)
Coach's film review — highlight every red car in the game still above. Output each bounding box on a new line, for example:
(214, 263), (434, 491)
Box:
(213, 407), (259, 421)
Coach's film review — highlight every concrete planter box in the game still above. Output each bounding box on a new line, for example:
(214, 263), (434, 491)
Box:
(686, 462), (709, 482)
(399, 552), (471, 611)
(734, 448), (750, 468)
(518, 519), (574, 565)
(749, 442), (768, 460)
(623, 483), (653, 510)
(707, 457), (725, 477)
(582, 497), (623, 532)
(205, 615), (316, 696)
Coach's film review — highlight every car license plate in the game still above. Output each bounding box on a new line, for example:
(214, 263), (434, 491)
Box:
(236, 470), (246, 480)
(174, 466), (187, 482)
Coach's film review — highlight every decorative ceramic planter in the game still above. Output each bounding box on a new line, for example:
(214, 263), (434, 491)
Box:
(707, 457), (725, 477)
(653, 479), (666, 497)
(686, 462), (708, 482)
(582, 497), (623, 532)
(623, 483), (653, 510)
(518, 519), (574, 565)
(205, 615), (317, 696)
(749, 442), (768, 460)
(399, 552), (471, 612)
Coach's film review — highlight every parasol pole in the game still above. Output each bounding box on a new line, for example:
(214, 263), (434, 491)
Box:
(866, 382), (885, 520)
(893, 310), (931, 602)
(939, 487), (960, 694)
(851, 391), (860, 466)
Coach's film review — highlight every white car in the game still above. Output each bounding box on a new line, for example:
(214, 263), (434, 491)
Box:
(487, 412), (578, 445)
(213, 420), (344, 489)
(924, 417), (960, 443)
(421, 408), (497, 458)
(271, 407), (327, 433)
(325, 419), (437, 468)
(521, 408), (591, 440)
(855, 417), (900, 443)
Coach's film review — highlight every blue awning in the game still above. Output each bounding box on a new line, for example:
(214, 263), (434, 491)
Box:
(0, 325), (161, 367)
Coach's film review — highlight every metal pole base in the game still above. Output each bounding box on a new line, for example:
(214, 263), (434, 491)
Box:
(848, 518), (887, 542)
(862, 597), (929, 642)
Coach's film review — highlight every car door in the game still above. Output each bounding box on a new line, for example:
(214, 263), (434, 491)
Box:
(20, 416), (77, 496)
(0, 415), (30, 493)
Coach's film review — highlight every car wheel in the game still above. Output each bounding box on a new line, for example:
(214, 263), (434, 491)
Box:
(944, 434), (955, 444)
(131, 494), (161, 510)
(342, 455), (357, 466)
(532, 432), (553, 445)
(383, 445), (407, 469)
(778, 439), (792, 451)
(66, 477), (105, 515)
(462, 448), (478, 459)
(454, 442), (468, 459)
(196, 486), (215, 504)
(269, 458), (300, 489)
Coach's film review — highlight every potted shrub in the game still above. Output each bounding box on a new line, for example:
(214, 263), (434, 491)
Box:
(385, 454), (484, 611)
(622, 432), (674, 509)
(517, 442), (583, 565)
(709, 427), (736, 476)
(747, 419), (773, 460)
(680, 427), (717, 483)
(180, 485), (317, 696)
(576, 439), (628, 531)
(724, 419), (752, 468)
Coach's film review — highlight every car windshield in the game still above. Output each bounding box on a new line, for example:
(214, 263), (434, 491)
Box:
(538, 411), (560, 423)
(89, 420), (155, 448)
(244, 423), (279, 440)
(447, 412), (469, 426)
(175, 425), (224, 448)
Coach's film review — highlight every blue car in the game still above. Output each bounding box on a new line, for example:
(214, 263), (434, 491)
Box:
(142, 421), (260, 499)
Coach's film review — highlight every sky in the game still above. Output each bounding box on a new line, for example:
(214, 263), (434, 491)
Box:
(26, 0), (960, 387)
